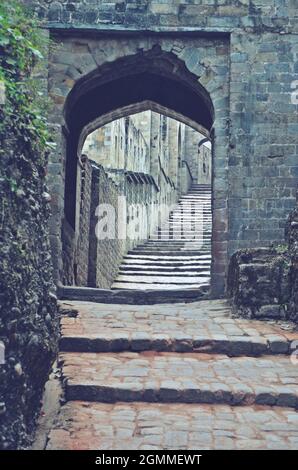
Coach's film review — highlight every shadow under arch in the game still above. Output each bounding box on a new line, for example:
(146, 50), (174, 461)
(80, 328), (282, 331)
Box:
(63, 46), (215, 229)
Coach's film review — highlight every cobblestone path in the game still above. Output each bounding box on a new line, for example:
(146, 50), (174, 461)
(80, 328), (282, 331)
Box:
(47, 300), (298, 450)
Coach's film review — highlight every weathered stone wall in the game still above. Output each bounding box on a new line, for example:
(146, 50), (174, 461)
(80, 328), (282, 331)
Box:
(0, 139), (58, 449)
(286, 190), (298, 322)
(61, 218), (75, 285)
(87, 163), (173, 288)
(227, 247), (291, 320)
(88, 164), (126, 288)
(32, 1), (298, 33)
(83, 112), (150, 174)
(228, 190), (298, 322)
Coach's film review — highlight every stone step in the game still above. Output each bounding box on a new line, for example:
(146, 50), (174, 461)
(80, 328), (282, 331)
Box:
(46, 401), (298, 450)
(152, 236), (212, 239)
(169, 214), (212, 217)
(150, 241), (212, 245)
(119, 269), (211, 276)
(112, 282), (209, 290)
(60, 352), (298, 407)
(131, 252), (211, 257)
(147, 238), (211, 242)
(60, 286), (208, 304)
(125, 252), (212, 257)
(128, 250), (212, 257)
(59, 299), (298, 356)
(138, 253), (212, 258)
(158, 223), (212, 227)
(179, 197), (211, 200)
(150, 232), (212, 236)
(124, 254), (212, 260)
(140, 251), (212, 255)
(120, 262), (211, 269)
(115, 275), (211, 284)
(145, 238), (211, 242)
(140, 243), (212, 249)
(143, 241), (211, 246)
(171, 213), (211, 217)
(177, 203), (211, 206)
(171, 215), (211, 218)
(111, 184), (213, 292)
(154, 232), (211, 237)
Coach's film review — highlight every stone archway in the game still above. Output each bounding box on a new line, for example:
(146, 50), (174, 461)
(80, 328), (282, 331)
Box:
(48, 33), (230, 296)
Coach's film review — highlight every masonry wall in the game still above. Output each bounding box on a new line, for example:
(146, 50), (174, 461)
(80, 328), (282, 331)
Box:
(83, 113), (150, 174)
(75, 155), (92, 286)
(198, 143), (212, 185)
(88, 165), (126, 288)
(87, 163), (176, 288)
(183, 127), (212, 185)
(228, 191), (298, 323)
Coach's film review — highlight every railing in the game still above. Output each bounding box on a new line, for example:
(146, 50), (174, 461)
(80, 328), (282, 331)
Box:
(181, 160), (194, 181)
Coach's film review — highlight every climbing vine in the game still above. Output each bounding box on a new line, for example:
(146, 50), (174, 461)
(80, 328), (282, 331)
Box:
(0, 0), (52, 156)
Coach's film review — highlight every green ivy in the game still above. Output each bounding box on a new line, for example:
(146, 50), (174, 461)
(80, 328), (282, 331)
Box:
(0, 0), (53, 156)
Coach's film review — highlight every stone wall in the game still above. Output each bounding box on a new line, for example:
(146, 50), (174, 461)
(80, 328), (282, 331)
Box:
(228, 190), (298, 322)
(227, 247), (291, 320)
(32, 1), (298, 33)
(75, 155), (92, 286)
(83, 112), (150, 174)
(286, 190), (298, 322)
(88, 164), (126, 288)
(87, 163), (174, 288)
(0, 138), (58, 449)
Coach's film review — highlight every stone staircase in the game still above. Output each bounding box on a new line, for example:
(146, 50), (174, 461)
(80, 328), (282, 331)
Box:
(46, 300), (298, 450)
(112, 184), (212, 291)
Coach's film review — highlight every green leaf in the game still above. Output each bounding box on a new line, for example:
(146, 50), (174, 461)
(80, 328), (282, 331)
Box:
(0, 37), (10, 46)
(29, 47), (43, 59)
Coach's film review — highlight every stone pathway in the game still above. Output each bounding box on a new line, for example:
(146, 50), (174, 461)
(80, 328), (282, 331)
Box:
(46, 300), (298, 450)
(47, 402), (298, 450)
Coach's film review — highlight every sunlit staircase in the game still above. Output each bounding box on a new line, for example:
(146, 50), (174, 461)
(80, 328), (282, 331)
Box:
(112, 184), (212, 291)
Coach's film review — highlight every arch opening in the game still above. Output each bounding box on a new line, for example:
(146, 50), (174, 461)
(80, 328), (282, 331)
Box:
(61, 48), (215, 296)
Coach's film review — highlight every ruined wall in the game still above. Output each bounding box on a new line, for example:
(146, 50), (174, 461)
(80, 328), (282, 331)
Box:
(228, 191), (298, 322)
(227, 247), (291, 320)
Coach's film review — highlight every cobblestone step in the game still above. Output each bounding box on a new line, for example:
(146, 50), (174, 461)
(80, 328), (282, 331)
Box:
(46, 402), (298, 450)
(60, 352), (298, 408)
(52, 300), (298, 449)
(60, 285), (209, 304)
(59, 300), (298, 356)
